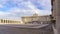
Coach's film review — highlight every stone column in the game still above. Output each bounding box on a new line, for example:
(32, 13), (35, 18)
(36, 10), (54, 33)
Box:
(55, 0), (60, 34)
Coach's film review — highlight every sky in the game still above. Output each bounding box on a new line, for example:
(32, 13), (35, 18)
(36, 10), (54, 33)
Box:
(0, 0), (51, 20)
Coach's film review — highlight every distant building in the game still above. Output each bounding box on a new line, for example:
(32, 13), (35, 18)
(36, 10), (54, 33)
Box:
(0, 19), (23, 24)
(0, 13), (51, 24)
(21, 13), (51, 24)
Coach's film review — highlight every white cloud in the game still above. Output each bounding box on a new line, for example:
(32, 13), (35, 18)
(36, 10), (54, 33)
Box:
(0, 0), (51, 20)
(0, 0), (9, 8)
(0, 0), (9, 3)
(40, 0), (51, 10)
(0, 5), (4, 8)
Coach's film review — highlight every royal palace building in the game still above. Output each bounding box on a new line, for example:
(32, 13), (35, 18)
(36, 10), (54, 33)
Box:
(21, 13), (51, 24)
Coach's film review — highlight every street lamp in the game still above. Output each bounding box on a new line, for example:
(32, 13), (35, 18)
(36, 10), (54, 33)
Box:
(49, 15), (56, 27)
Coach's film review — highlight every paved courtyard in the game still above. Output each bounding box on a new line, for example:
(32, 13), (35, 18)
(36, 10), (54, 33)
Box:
(0, 24), (54, 34)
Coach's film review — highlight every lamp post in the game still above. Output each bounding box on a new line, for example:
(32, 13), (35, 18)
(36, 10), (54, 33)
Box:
(49, 15), (56, 26)
(49, 15), (57, 34)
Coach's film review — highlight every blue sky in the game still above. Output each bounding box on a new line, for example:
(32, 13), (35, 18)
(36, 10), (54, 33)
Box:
(0, 0), (51, 20)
